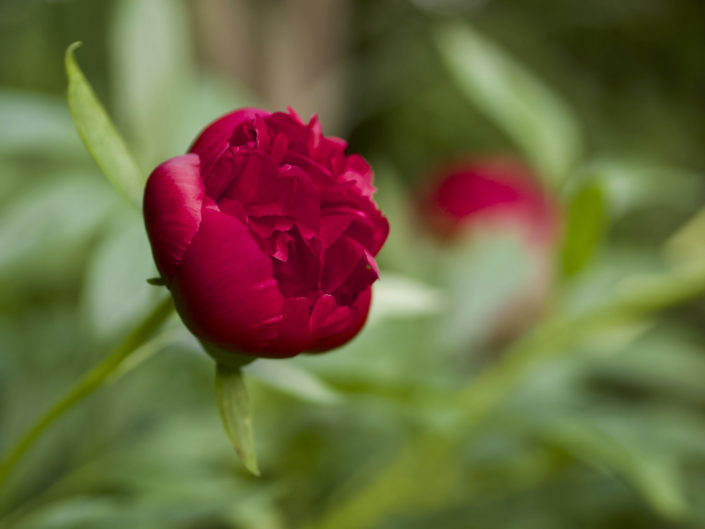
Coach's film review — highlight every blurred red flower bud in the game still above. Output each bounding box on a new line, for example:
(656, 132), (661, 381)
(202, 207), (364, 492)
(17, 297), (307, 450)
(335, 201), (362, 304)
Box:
(144, 108), (389, 359)
(423, 157), (560, 248)
(422, 157), (561, 347)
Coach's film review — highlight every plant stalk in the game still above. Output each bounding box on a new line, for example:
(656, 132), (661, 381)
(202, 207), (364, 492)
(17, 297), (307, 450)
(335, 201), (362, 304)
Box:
(0, 296), (174, 491)
(303, 262), (705, 529)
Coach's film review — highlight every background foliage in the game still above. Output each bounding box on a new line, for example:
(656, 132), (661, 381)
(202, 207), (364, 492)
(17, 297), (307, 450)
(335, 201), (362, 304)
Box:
(2, 1), (705, 528)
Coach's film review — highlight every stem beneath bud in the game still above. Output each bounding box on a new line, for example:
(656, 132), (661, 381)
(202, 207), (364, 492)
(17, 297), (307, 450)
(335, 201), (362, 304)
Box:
(0, 296), (175, 494)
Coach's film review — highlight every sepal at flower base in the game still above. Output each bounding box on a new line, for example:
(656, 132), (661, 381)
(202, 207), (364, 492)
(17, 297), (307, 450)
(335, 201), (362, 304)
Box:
(215, 361), (259, 476)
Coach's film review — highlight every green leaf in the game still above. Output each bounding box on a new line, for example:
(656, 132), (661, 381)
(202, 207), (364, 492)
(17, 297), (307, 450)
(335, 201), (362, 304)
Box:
(594, 325), (705, 404)
(585, 158), (703, 217)
(560, 183), (606, 277)
(65, 42), (144, 206)
(435, 23), (582, 185)
(543, 418), (689, 520)
(215, 364), (260, 476)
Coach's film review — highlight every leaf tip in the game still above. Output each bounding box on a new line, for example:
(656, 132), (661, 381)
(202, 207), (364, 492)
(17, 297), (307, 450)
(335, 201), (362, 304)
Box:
(215, 364), (261, 477)
(65, 41), (83, 64)
(241, 452), (261, 477)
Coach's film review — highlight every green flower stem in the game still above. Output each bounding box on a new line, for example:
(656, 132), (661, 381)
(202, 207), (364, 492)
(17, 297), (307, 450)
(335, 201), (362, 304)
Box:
(303, 262), (705, 529)
(0, 296), (174, 491)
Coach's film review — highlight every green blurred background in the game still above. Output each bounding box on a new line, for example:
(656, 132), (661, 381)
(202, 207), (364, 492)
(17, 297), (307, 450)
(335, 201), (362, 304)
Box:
(2, 0), (705, 528)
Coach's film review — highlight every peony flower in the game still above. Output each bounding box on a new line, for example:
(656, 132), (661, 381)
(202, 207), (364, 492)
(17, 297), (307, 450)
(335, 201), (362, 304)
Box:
(144, 108), (389, 359)
(422, 157), (560, 347)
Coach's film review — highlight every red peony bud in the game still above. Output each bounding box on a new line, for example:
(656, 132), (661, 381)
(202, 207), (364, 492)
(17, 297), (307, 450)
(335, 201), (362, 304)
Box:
(422, 157), (561, 347)
(144, 108), (389, 359)
(424, 157), (559, 248)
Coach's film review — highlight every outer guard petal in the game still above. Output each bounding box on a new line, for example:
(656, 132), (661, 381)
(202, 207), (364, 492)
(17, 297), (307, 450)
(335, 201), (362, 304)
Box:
(143, 154), (205, 282)
(170, 208), (287, 356)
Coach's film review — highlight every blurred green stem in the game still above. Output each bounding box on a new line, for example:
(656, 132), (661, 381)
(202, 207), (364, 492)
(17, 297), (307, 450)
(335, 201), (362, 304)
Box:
(303, 262), (705, 529)
(0, 296), (174, 492)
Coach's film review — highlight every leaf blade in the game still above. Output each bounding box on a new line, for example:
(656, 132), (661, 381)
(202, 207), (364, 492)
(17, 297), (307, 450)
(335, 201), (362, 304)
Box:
(435, 23), (582, 185)
(65, 42), (144, 206)
(560, 183), (607, 277)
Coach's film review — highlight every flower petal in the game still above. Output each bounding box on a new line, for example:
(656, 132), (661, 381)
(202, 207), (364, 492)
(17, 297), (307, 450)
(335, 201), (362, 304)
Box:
(189, 108), (269, 157)
(309, 289), (372, 352)
(265, 111), (309, 155)
(170, 208), (285, 355)
(321, 191), (389, 255)
(321, 205), (389, 255)
(341, 154), (375, 197)
(143, 154), (205, 282)
(321, 236), (379, 302)
(269, 296), (312, 355)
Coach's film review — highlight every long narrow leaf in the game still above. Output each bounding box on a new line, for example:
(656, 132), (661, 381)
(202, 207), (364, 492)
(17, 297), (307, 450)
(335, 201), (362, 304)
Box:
(435, 23), (582, 185)
(65, 42), (144, 206)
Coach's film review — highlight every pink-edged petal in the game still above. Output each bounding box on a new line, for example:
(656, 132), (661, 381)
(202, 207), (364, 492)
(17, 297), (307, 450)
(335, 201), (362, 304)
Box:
(189, 108), (270, 157)
(341, 154), (375, 197)
(170, 208), (285, 355)
(143, 154), (205, 283)
(309, 289), (372, 352)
